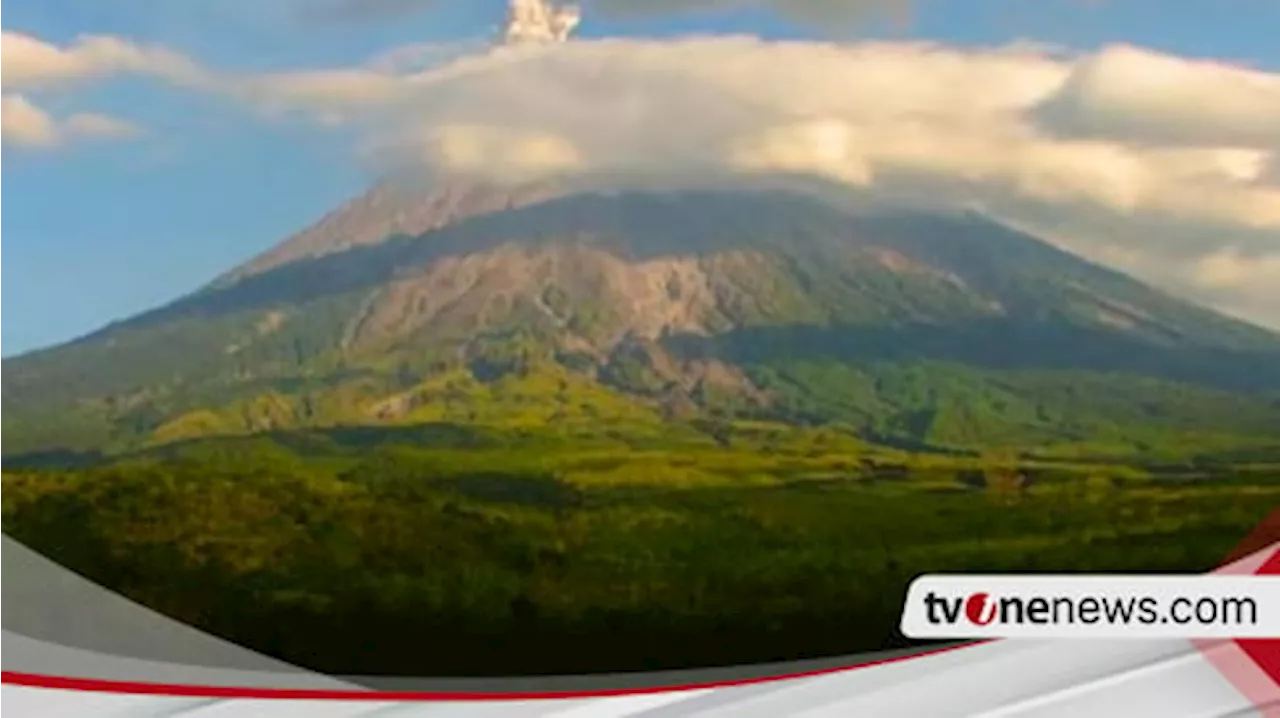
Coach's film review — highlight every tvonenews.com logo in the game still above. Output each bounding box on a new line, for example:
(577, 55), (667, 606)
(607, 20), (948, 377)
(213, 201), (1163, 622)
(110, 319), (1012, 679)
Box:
(923, 591), (1256, 627)
(900, 576), (1280, 639)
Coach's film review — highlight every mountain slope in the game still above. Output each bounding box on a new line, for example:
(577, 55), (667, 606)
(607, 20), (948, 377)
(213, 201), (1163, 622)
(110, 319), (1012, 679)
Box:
(213, 179), (561, 286)
(4, 187), (1279, 459)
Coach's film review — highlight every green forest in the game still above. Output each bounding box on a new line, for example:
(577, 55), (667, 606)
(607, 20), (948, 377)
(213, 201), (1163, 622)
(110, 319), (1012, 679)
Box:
(5, 425), (1277, 676)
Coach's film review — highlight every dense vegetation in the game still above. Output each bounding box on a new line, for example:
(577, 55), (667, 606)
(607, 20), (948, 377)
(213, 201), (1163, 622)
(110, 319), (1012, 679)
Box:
(5, 427), (1277, 676)
(6, 355), (1280, 469)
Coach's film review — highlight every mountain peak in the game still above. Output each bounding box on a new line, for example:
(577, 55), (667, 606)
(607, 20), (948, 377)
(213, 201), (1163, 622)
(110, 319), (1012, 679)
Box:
(214, 179), (561, 287)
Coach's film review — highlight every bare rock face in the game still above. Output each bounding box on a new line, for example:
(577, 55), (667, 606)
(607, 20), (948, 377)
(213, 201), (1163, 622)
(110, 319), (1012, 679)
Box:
(337, 241), (829, 363)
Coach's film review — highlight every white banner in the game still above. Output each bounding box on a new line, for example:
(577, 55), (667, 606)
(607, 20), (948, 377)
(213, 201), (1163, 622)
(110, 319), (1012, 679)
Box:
(900, 575), (1280, 639)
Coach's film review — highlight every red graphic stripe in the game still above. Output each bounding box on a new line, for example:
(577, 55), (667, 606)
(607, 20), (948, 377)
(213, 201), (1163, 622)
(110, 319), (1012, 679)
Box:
(1198, 538), (1280, 715)
(1236, 548), (1280, 685)
(1, 642), (980, 701)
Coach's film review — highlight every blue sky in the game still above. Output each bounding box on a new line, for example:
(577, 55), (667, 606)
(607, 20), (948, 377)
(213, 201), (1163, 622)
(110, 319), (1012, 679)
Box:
(3, 0), (1279, 356)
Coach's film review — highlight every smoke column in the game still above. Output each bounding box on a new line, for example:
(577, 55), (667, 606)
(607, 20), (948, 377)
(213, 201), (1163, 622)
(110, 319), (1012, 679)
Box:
(502, 0), (582, 44)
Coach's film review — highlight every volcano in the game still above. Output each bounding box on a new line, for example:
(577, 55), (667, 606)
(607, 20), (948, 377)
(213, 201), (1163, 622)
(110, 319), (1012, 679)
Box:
(4, 179), (1280, 459)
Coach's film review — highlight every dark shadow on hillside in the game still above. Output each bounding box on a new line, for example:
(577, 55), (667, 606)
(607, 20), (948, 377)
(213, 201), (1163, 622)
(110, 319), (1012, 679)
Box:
(0, 448), (107, 471)
(303, 423), (496, 450)
(179, 422), (498, 457)
(663, 320), (1280, 394)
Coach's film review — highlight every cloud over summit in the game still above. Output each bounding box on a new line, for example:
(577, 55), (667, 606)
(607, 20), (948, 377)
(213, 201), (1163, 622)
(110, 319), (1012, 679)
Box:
(231, 32), (1280, 326)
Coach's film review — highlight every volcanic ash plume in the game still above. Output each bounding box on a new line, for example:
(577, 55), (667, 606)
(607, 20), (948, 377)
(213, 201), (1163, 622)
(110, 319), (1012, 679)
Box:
(502, 0), (581, 44)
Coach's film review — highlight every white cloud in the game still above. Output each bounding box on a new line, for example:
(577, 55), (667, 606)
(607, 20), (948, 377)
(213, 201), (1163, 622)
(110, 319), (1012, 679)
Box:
(365, 40), (489, 73)
(0, 31), (206, 151)
(369, 123), (585, 179)
(1, 94), (59, 147)
(1033, 44), (1280, 149)
(235, 69), (405, 124)
(305, 38), (1073, 180)
(1, 94), (140, 149)
(293, 37), (1275, 224)
(0, 31), (205, 90)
